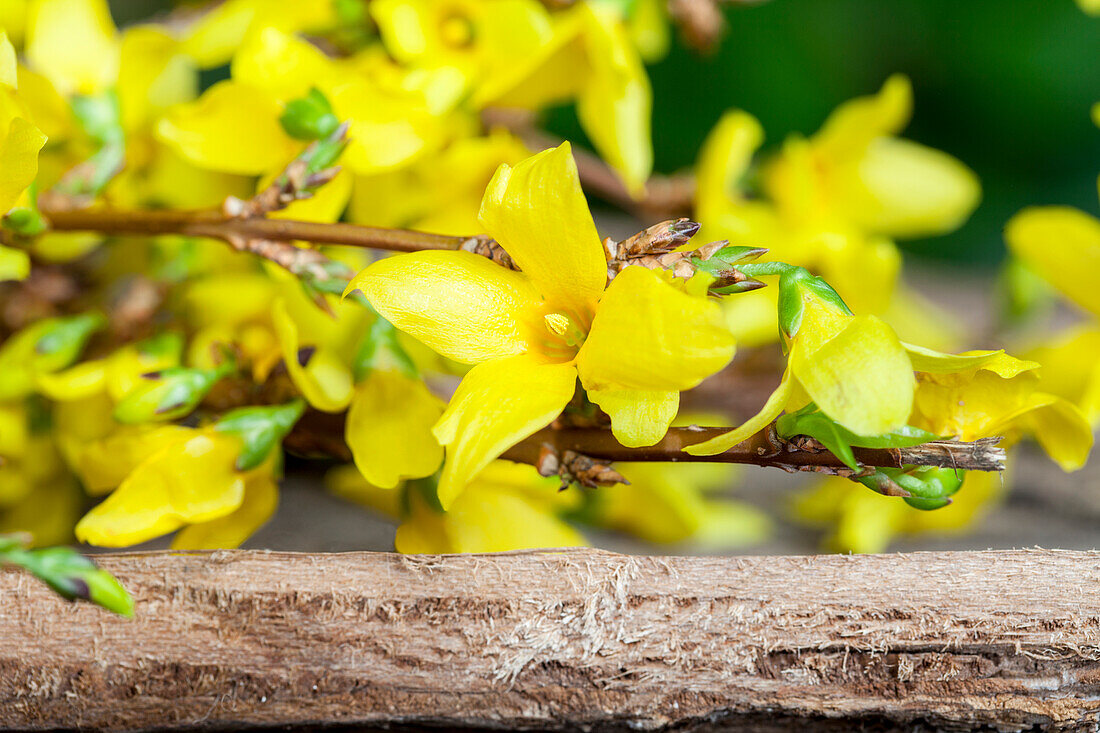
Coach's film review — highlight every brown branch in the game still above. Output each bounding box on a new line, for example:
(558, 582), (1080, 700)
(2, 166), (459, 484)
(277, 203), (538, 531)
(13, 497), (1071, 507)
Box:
(40, 206), (472, 253)
(3, 548), (1099, 731)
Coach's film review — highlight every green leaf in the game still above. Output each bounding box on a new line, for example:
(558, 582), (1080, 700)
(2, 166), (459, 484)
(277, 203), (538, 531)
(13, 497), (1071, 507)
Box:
(214, 400), (305, 471)
(0, 535), (133, 616)
(33, 312), (106, 365)
(773, 266), (853, 339)
(352, 315), (418, 382)
(113, 361), (234, 424)
(777, 404), (941, 471)
(56, 91), (125, 199)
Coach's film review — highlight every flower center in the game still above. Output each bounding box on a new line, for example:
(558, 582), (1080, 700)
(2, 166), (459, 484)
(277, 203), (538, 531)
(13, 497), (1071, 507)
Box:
(539, 311), (588, 361)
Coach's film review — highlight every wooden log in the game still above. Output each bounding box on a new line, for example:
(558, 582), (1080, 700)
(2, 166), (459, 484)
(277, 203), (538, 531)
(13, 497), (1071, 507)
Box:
(2, 548), (1100, 732)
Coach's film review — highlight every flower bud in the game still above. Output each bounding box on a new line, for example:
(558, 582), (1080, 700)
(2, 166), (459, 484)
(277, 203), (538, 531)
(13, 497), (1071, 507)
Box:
(279, 88), (340, 141)
(214, 400), (305, 471)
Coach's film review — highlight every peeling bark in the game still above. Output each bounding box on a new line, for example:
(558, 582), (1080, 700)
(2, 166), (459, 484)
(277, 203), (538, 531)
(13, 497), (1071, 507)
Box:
(2, 548), (1099, 731)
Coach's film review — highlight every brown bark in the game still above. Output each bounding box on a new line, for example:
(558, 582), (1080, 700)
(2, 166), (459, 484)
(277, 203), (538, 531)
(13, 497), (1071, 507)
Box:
(1, 548), (1098, 731)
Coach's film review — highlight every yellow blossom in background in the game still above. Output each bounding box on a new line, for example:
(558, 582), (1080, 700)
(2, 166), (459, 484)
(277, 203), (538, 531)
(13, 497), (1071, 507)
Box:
(74, 427), (279, 548)
(349, 143), (734, 507)
(694, 75), (980, 344)
(349, 129), (530, 235)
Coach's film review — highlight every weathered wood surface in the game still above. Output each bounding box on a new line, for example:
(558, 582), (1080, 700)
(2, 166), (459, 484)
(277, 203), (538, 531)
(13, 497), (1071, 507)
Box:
(2, 548), (1100, 732)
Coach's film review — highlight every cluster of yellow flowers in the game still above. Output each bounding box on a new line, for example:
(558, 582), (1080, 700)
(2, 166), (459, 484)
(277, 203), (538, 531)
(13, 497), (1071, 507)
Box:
(0, 0), (1094, 584)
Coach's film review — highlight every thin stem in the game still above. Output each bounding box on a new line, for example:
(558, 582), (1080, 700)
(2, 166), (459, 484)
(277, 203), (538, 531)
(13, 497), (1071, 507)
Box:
(41, 207), (471, 253)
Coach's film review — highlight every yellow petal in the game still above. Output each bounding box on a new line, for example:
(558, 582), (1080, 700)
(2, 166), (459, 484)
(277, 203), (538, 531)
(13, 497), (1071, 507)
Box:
(478, 142), (606, 316)
(74, 424), (193, 495)
(0, 244), (29, 281)
(994, 393), (1093, 473)
(588, 388), (677, 447)
(903, 344), (1005, 374)
(577, 265), (735, 392)
(432, 355), (577, 509)
(26, 0), (118, 95)
(575, 5), (652, 195)
(34, 358), (107, 400)
(116, 26), (197, 132)
(836, 137), (980, 238)
(792, 315), (913, 436)
(683, 367), (793, 455)
(231, 26), (337, 101)
(348, 250), (540, 364)
(0, 31), (16, 87)
(443, 487), (586, 552)
(155, 80), (298, 175)
(75, 432), (245, 547)
(0, 116), (45, 213)
(396, 478), (585, 553)
(814, 73), (912, 161)
(1005, 206), (1100, 319)
(272, 297), (354, 412)
(694, 109), (764, 222)
(346, 370), (444, 489)
(588, 462), (706, 543)
(171, 468), (278, 549)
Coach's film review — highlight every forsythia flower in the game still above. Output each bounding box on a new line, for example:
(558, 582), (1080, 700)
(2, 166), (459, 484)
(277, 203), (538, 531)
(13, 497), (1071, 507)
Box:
(349, 143), (734, 507)
(372, 0), (653, 193)
(686, 268), (914, 455)
(1005, 159), (1100, 425)
(75, 427), (279, 548)
(695, 75), (979, 340)
(909, 350), (1092, 472)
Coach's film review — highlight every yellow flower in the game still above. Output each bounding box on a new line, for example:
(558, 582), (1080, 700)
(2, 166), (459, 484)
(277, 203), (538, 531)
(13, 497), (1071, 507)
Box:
(394, 461), (585, 553)
(686, 270), (913, 455)
(349, 143), (734, 507)
(370, 0), (552, 86)
(584, 461), (769, 548)
(1021, 326), (1100, 427)
(74, 428), (279, 548)
(695, 76), (979, 326)
(349, 128), (530, 235)
(159, 28), (463, 179)
(25, 0), (118, 96)
(1006, 204), (1100, 321)
(345, 369), (444, 489)
(478, 3), (653, 194)
(910, 350), (1092, 472)
(180, 0), (337, 69)
(0, 32), (46, 235)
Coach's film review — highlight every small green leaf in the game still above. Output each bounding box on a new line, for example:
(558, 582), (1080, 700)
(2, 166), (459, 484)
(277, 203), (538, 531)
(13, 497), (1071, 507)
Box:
(113, 362), (234, 424)
(857, 466), (964, 510)
(773, 266), (853, 339)
(214, 400), (305, 471)
(33, 312), (106, 365)
(352, 315), (418, 382)
(0, 536), (134, 616)
(280, 88), (340, 141)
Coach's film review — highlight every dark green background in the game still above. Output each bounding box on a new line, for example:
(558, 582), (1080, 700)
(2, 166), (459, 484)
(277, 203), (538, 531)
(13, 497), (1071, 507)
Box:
(551, 0), (1100, 268)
